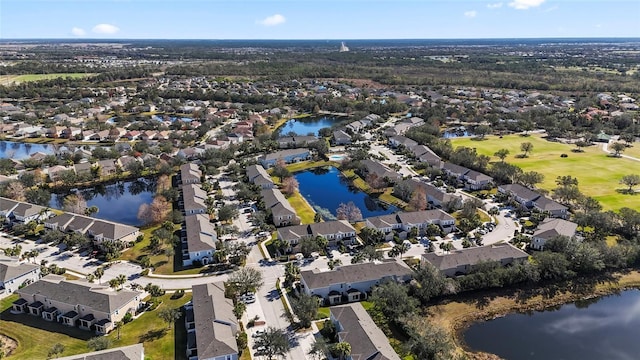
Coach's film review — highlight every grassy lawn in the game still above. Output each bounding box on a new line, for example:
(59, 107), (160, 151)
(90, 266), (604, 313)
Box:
(286, 191), (316, 224)
(11, 73), (95, 83)
(1, 293), (191, 360)
(107, 293), (191, 360)
(316, 307), (331, 320)
(1, 294), (93, 359)
(623, 144), (640, 159)
(451, 134), (640, 211)
(285, 160), (333, 173)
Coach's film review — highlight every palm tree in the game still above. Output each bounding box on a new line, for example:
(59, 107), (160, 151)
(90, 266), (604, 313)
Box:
(389, 242), (410, 259)
(333, 342), (351, 360)
(115, 321), (123, 340)
(116, 274), (127, 290)
(284, 262), (300, 286)
(94, 267), (104, 285)
(327, 259), (342, 270)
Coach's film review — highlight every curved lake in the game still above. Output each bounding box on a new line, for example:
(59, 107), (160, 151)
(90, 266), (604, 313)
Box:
(294, 166), (396, 219)
(0, 140), (54, 159)
(49, 178), (157, 226)
(277, 116), (337, 136)
(463, 290), (640, 360)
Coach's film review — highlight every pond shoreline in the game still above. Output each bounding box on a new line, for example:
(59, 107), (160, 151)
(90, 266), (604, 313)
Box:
(437, 271), (640, 359)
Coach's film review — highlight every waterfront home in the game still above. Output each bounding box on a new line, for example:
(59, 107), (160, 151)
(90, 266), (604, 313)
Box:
(181, 214), (217, 266)
(330, 303), (401, 360)
(399, 179), (463, 210)
(55, 344), (144, 360)
(421, 243), (529, 277)
(260, 188), (300, 227)
(300, 260), (413, 305)
(13, 275), (142, 334)
(531, 218), (578, 250)
(246, 164), (274, 189)
(364, 209), (456, 240)
(332, 130), (352, 145)
(180, 163), (202, 185)
(73, 162), (93, 176)
(277, 135), (317, 148)
(277, 220), (356, 249)
(185, 282), (238, 360)
(10, 202), (48, 223)
(0, 256), (40, 295)
(259, 148), (311, 168)
(181, 184), (208, 215)
(97, 159), (117, 176)
(359, 159), (402, 183)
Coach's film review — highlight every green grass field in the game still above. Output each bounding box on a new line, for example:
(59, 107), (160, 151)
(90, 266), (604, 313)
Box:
(451, 134), (640, 211)
(0, 73), (94, 85)
(1, 293), (189, 360)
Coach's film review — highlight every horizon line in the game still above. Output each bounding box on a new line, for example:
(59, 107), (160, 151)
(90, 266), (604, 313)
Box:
(1, 36), (640, 41)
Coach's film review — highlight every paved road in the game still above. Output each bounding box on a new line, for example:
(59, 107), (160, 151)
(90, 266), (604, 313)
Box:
(602, 141), (640, 162)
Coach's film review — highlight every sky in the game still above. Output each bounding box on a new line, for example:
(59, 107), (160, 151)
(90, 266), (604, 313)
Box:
(1, 0), (639, 39)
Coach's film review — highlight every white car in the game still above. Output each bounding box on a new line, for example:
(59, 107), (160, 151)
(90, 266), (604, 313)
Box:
(240, 293), (256, 304)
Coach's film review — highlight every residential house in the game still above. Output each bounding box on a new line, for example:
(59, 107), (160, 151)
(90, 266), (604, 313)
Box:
(299, 260), (413, 305)
(13, 275), (142, 334)
(422, 243), (529, 277)
(86, 220), (139, 244)
(44, 213), (76, 231)
(531, 196), (568, 219)
(185, 282), (238, 360)
(181, 214), (217, 266)
(410, 144), (442, 167)
(399, 179), (463, 210)
(259, 148), (311, 168)
(55, 344), (144, 360)
(498, 183), (541, 208)
(463, 170), (493, 190)
(276, 136), (317, 148)
(73, 162), (93, 177)
(364, 210), (456, 240)
(359, 159), (402, 183)
(117, 156), (142, 170)
(277, 220), (357, 248)
(97, 159), (117, 177)
(0, 256), (40, 295)
(330, 303), (401, 360)
(441, 162), (470, 180)
(332, 130), (352, 146)
(180, 163), (202, 185)
(531, 218), (578, 250)
(260, 188), (300, 227)
(245, 164), (274, 189)
(11, 203), (47, 223)
(388, 136), (418, 149)
(0, 198), (20, 219)
(47, 165), (70, 182)
(181, 184), (208, 215)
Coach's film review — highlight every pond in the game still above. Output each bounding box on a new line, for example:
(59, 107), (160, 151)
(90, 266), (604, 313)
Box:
(49, 178), (157, 226)
(0, 140), (54, 160)
(463, 290), (640, 360)
(294, 166), (397, 220)
(277, 116), (338, 136)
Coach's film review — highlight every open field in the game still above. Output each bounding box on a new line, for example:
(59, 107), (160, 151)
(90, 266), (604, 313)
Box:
(451, 134), (640, 211)
(0, 73), (95, 85)
(0, 293), (189, 360)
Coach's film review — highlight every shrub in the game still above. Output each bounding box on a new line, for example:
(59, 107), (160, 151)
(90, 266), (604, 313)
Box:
(123, 312), (133, 324)
(171, 289), (185, 299)
(236, 332), (248, 352)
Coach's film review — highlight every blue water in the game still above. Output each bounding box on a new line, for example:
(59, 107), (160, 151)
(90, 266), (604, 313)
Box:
(464, 290), (640, 360)
(0, 140), (54, 159)
(49, 179), (156, 226)
(294, 166), (396, 219)
(277, 117), (337, 136)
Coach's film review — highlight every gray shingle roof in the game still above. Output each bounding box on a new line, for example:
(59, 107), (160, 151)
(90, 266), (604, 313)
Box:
(184, 214), (217, 253)
(54, 344), (144, 360)
(301, 260), (412, 290)
(533, 218), (578, 240)
(17, 275), (141, 315)
(191, 282), (238, 359)
(422, 243), (529, 272)
(260, 188), (297, 220)
(331, 303), (401, 360)
(261, 148), (310, 162)
(87, 220), (138, 241)
(0, 256), (39, 283)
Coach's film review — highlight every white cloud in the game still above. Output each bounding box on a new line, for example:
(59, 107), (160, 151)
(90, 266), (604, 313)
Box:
(92, 23), (120, 35)
(487, 2), (503, 9)
(464, 10), (477, 18)
(257, 14), (286, 27)
(508, 0), (545, 10)
(71, 27), (86, 36)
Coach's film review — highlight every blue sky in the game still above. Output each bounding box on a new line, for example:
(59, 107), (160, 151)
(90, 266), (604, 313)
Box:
(1, 0), (638, 39)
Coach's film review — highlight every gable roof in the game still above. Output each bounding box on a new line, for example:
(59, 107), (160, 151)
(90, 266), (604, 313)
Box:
(331, 303), (401, 360)
(87, 220), (138, 241)
(532, 196), (567, 212)
(55, 344), (144, 360)
(261, 188), (297, 219)
(17, 275), (141, 314)
(301, 260), (412, 290)
(422, 243), (529, 272)
(533, 218), (578, 240)
(442, 162), (470, 176)
(261, 148), (310, 162)
(0, 256), (39, 283)
(277, 220), (355, 242)
(180, 163), (201, 183)
(184, 214), (217, 253)
(191, 282), (238, 358)
(499, 183), (541, 202)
